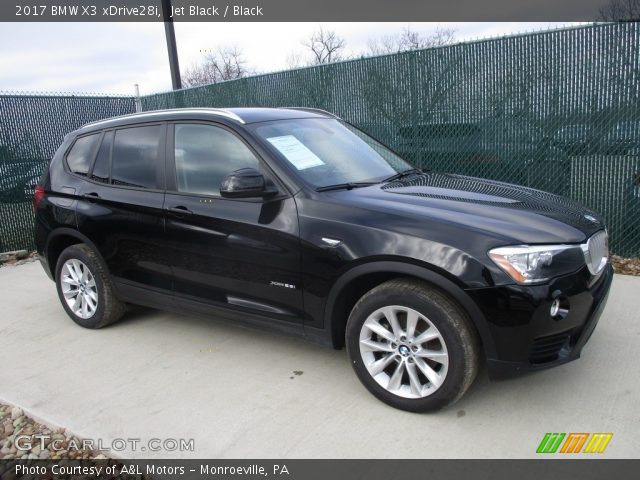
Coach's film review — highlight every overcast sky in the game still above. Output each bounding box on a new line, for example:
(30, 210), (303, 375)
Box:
(0, 22), (582, 96)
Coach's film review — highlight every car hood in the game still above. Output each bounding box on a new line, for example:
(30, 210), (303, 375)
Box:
(342, 173), (605, 244)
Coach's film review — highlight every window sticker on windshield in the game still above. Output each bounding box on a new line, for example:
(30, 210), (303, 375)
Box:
(266, 135), (325, 170)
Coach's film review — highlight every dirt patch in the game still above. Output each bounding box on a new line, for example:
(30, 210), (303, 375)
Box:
(611, 255), (640, 276)
(0, 250), (38, 268)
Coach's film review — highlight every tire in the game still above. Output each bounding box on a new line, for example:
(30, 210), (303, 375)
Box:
(55, 244), (125, 329)
(346, 278), (480, 412)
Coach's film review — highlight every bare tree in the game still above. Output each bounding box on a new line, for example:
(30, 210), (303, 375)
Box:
(365, 35), (398, 56)
(366, 26), (456, 55)
(303, 27), (346, 65)
(286, 51), (306, 69)
(599, 0), (640, 20)
(182, 46), (252, 88)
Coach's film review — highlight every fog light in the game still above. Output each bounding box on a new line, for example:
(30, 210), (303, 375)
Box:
(550, 294), (570, 321)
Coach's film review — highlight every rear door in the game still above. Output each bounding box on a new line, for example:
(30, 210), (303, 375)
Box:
(163, 121), (304, 323)
(76, 123), (172, 293)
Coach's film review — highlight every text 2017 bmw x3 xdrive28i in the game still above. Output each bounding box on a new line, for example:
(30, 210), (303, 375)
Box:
(34, 108), (612, 412)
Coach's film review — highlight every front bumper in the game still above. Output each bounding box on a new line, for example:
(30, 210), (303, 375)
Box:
(467, 263), (613, 378)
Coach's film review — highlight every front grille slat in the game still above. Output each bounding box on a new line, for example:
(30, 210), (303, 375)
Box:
(533, 344), (566, 351)
(533, 338), (568, 346)
(529, 331), (572, 364)
(584, 230), (609, 275)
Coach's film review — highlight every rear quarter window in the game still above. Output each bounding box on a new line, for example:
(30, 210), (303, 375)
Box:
(111, 125), (163, 189)
(66, 133), (100, 176)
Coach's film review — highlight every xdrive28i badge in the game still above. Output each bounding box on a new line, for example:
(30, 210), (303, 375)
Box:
(269, 281), (297, 289)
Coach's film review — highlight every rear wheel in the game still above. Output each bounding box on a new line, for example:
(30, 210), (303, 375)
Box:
(55, 244), (125, 328)
(346, 278), (480, 412)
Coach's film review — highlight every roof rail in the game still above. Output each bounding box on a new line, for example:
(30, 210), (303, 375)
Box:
(285, 107), (340, 119)
(81, 108), (245, 128)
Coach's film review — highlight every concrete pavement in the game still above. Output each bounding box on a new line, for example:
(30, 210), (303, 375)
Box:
(1, 261), (639, 458)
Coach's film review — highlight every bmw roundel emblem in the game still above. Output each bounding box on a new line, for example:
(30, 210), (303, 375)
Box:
(584, 214), (597, 223)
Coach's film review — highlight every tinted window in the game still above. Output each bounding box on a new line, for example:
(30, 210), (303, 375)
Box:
(174, 124), (260, 196)
(111, 125), (163, 189)
(91, 131), (113, 183)
(67, 133), (100, 175)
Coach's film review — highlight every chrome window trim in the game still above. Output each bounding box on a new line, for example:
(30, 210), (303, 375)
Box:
(82, 108), (245, 129)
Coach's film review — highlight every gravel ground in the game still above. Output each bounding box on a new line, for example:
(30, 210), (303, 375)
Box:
(0, 403), (108, 460)
(611, 255), (640, 276)
(0, 251), (37, 268)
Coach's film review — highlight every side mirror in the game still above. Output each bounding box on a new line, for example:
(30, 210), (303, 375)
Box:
(220, 168), (275, 199)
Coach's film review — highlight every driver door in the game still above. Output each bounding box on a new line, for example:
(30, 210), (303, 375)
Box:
(163, 122), (305, 323)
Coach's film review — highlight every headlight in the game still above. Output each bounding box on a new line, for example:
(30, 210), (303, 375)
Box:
(488, 244), (584, 284)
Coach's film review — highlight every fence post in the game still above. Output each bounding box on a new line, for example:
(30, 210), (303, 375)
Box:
(134, 84), (142, 112)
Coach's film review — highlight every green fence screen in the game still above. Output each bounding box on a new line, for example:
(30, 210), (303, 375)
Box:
(143, 22), (640, 256)
(1, 23), (639, 256)
(0, 94), (135, 252)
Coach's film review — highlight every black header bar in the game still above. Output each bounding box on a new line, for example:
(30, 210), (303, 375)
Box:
(1, 459), (639, 480)
(4, 0), (611, 22)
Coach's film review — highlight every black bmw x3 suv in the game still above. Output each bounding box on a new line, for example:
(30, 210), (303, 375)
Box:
(34, 107), (612, 412)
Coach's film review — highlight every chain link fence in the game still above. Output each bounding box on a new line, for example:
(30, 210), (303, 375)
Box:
(0, 94), (135, 252)
(142, 22), (640, 256)
(1, 23), (639, 256)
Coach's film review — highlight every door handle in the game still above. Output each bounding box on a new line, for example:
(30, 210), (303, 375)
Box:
(167, 205), (193, 217)
(83, 192), (100, 201)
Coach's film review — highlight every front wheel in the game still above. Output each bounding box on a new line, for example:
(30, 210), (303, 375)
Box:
(346, 279), (480, 412)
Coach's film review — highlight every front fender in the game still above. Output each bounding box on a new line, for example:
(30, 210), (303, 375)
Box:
(324, 260), (497, 359)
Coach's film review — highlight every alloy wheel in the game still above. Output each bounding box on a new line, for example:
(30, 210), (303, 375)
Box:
(60, 259), (98, 319)
(359, 305), (449, 398)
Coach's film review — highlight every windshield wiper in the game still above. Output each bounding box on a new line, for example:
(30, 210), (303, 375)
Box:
(316, 182), (379, 192)
(384, 168), (425, 183)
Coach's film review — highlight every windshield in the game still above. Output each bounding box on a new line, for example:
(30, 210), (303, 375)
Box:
(252, 118), (412, 189)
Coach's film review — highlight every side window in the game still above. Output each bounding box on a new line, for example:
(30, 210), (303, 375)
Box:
(111, 125), (163, 189)
(91, 131), (113, 183)
(174, 124), (260, 196)
(66, 133), (100, 176)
